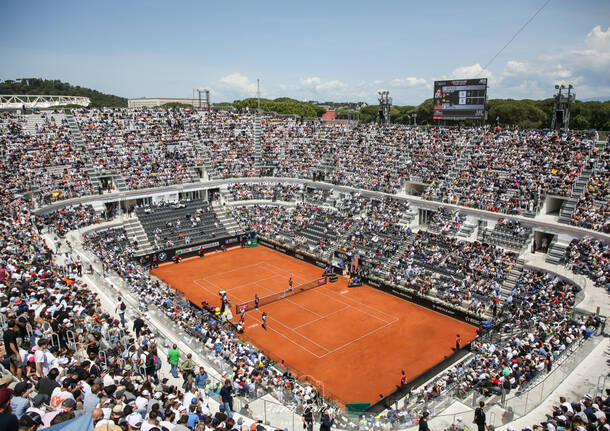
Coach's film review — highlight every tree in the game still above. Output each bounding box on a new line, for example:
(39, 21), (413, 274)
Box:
(570, 114), (590, 130)
(0, 78), (127, 107)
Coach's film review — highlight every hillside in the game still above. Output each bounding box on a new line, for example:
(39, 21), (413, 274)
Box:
(0, 78), (127, 107)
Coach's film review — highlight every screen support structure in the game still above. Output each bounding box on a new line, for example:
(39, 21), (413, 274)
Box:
(551, 84), (575, 131)
(377, 90), (392, 126)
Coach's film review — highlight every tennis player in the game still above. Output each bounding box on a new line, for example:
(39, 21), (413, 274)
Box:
(288, 277), (293, 291)
(261, 312), (267, 330)
(254, 293), (260, 309)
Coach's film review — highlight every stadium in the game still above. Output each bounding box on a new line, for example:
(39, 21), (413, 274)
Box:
(0, 2), (609, 431)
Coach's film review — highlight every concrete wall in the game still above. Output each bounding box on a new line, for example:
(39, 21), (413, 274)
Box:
(128, 98), (209, 108)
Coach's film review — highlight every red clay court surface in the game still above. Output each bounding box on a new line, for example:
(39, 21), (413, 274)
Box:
(151, 246), (478, 405)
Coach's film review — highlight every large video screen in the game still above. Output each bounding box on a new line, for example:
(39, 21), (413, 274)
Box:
(433, 78), (487, 120)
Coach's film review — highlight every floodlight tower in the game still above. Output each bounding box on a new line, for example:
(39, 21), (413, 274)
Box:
(196, 88), (210, 110)
(551, 84), (575, 131)
(377, 90), (392, 126)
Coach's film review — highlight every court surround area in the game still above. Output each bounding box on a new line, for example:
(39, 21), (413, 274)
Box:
(151, 246), (478, 405)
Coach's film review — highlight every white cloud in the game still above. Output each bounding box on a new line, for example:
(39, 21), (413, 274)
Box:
(300, 77), (322, 86)
(299, 77), (347, 93)
(315, 79), (348, 91)
(389, 77), (427, 88)
(490, 25), (610, 99)
(584, 25), (610, 51)
(505, 61), (527, 74)
(219, 72), (257, 94)
(449, 63), (490, 80)
(213, 27), (610, 104)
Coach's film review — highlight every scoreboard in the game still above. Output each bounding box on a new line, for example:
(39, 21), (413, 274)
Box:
(433, 78), (487, 120)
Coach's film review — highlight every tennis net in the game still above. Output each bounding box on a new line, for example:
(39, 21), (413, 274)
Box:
(236, 276), (327, 314)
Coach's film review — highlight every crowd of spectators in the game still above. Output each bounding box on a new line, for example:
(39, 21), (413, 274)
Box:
(0, 186), (604, 431)
(335, 196), (412, 268)
(231, 203), (350, 253)
(227, 183), (301, 202)
(0, 192), (258, 431)
(1, 109), (606, 230)
(517, 392), (610, 431)
(570, 149), (609, 233)
(0, 205), (333, 431)
(0, 111), (94, 201)
(423, 130), (594, 215)
(73, 108), (202, 190)
(0, 107), (608, 430)
(35, 204), (100, 237)
(564, 238), (609, 290)
(191, 111), (258, 179)
(407, 268), (588, 406)
(389, 231), (516, 313)
(427, 207), (465, 235)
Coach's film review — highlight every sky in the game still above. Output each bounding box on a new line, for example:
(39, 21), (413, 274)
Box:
(1, 0), (609, 105)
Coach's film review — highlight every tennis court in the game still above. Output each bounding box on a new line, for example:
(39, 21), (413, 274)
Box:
(151, 245), (478, 405)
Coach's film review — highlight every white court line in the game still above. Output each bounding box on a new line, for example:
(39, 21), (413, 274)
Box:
(313, 287), (394, 324)
(193, 262), (262, 283)
(316, 319), (397, 358)
(259, 259), (404, 357)
(259, 261), (310, 284)
(226, 274), (286, 293)
(193, 278), (246, 304)
(255, 264), (326, 318)
(246, 313), (326, 358)
(196, 263), (280, 294)
(190, 257), (399, 360)
(251, 308), (331, 353)
(262, 260), (395, 324)
(278, 297), (323, 318)
(291, 305), (351, 330)
(249, 280), (322, 318)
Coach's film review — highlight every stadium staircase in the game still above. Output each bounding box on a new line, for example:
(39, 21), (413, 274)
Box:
(211, 202), (243, 235)
(456, 222), (477, 239)
(397, 207), (417, 226)
(219, 187), (235, 204)
(123, 217), (154, 255)
(66, 114), (104, 194)
(253, 114), (263, 173)
(381, 233), (416, 273)
(558, 168), (593, 224)
(545, 240), (569, 265)
(114, 175), (128, 192)
(500, 257), (525, 300)
(449, 139), (475, 179)
(187, 130), (212, 181)
(425, 139), (475, 202)
(295, 217), (342, 256)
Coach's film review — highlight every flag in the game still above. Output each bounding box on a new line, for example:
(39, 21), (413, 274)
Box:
(45, 413), (94, 431)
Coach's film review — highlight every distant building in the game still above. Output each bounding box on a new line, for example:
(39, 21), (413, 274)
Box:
(128, 98), (208, 108)
(322, 110), (336, 121)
